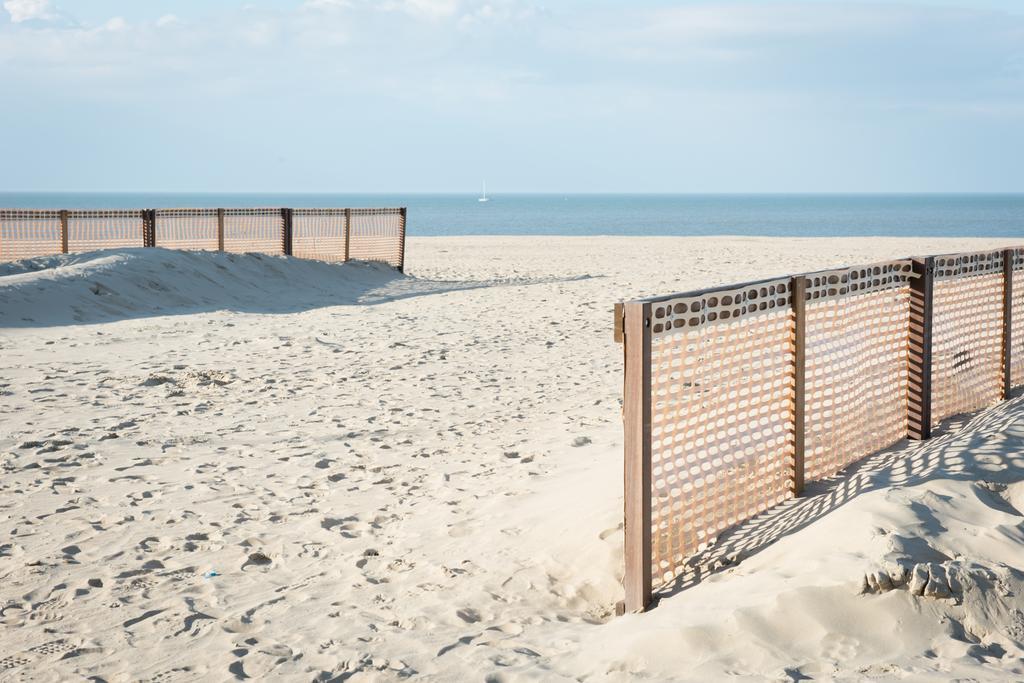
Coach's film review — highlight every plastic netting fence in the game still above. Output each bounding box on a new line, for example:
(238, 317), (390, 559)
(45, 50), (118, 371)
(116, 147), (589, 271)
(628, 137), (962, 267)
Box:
(931, 252), (1005, 423)
(646, 278), (796, 587)
(0, 207), (407, 270)
(293, 208), (348, 263)
(155, 209), (220, 252)
(618, 247), (1024, 613)
(804, 262), (914, 482)
(0, 210), (62, 260)
(349, 208), (406, 266)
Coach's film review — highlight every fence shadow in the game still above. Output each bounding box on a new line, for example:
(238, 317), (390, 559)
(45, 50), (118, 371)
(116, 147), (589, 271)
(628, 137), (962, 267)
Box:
(0, 248), (596, 328)
(654, 390), (1024, 604)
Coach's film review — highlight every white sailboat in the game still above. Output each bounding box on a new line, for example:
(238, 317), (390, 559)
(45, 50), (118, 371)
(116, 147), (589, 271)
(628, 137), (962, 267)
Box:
(478, 180), (490, 203)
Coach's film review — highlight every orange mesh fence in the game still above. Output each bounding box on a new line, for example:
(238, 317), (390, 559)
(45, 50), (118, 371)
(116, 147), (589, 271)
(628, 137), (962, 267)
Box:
(293, 209), (348, 263)
(620, 246), (1024, 612)
(154, 209), (219, 251)
(931, 251), (1004, 425)
(222, 208), (284, 256)
(0, 207), (405, 268)
(67, 210), (145, 253)
(1012, 249), (1024, 387)
(803, 262), (913, 481)
(648, 279), (795, 587)
(348, 208), (405, 267)
(0, 210), (62, 260)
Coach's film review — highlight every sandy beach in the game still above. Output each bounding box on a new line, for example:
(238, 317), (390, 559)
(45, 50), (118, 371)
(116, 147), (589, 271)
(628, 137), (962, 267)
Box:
(4, 235), (1024, 681)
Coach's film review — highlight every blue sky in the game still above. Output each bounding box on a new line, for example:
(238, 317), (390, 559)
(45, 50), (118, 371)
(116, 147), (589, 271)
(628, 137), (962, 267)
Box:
(1, 0), (1022, 193)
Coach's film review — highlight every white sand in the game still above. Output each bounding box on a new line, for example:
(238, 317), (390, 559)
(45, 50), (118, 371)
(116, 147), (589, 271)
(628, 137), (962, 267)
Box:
(2, 236), (1024, 681)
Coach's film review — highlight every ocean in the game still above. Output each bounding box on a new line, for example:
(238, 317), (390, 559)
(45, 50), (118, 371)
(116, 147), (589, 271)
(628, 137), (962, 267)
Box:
(1, 193), (1023, 238)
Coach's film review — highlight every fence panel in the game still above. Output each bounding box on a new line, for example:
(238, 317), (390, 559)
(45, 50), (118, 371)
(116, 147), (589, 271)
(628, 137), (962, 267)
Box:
(293, 208), (348, 262)
(619, 245), (1024, 613)
(0, 207), (405, 267)
(67, 210), (145, 253)
(1012, 249), (1024, 388)
(803, 261), (913, 481)
(646, 279), (796, 590)
(154, 209), (219, 251)
(349, 208), (405, 268)
(222, 208), (284, 256)
(931, 251), (1004, 425)
(0, 210), (62, 260)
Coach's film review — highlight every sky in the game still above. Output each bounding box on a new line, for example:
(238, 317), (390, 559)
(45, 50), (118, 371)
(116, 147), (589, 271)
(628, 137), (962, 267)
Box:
(1, 0), (1022, 193)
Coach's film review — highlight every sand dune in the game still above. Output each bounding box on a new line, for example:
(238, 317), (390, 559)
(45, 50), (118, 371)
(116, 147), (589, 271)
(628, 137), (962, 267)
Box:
(2, 236), (1024, 681)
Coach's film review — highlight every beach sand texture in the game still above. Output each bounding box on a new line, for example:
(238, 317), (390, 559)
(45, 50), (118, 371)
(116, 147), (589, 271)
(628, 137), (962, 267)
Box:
(3, 236), (1024, 681)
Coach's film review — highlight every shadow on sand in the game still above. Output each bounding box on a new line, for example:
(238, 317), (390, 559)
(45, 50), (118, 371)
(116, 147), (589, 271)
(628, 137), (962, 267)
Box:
(655, 391), (1024, 604)
(0, 248), (596, 327)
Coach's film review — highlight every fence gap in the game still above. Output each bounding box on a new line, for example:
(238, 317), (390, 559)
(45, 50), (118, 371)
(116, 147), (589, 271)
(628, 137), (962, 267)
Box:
(59, 210), (68, 254)
(908, 256), (934, 440)
(622, 301), (653, 614)
(791, 275), (807, 495)
(217, 209), (225, 252)
(1004, 248), (1014, 399)
(344, 208), (352, 262)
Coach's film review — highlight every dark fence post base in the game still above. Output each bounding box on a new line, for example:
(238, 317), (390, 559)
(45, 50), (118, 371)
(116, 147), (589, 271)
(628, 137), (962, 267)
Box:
(344, 208), (351, 262)
(399, 207), (407, 273)
(282, 208), (293, 256)
(217, 209), (225, 252)
(59, 210), (69, 254)
(908, 257), (934, 440)
(791, 276), (807, 495)
(1004, 249), (1014, 399)
(144, 209), (156, 247)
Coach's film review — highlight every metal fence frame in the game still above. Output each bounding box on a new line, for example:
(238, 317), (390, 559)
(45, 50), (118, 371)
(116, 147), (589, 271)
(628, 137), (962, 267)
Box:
(615, 246), (1022, 613)
(0, 207), (408, 271)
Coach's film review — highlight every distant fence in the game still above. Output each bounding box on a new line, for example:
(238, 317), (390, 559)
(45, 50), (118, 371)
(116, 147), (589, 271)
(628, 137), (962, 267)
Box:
(0, 207), (407, 271)
(614, 247), (1023, 613)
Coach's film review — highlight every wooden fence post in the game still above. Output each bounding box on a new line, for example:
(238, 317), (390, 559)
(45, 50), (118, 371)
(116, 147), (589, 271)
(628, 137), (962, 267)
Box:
(1004, 248), (1014, 399)
(399, 207), (407, 273)
(282, 208), (293, 256)
(908, 257), (934, 440)
(145, 209), (156, 247)
(791, 276), (807, 495)
(59, 210), (68, 254)
(344, 208), (351, 262)
(622, 301), (652, 613)
(217, 209), (225, 252)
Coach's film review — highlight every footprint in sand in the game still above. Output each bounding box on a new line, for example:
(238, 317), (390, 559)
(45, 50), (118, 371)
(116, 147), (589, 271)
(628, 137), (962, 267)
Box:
(241, 552), (273, 571)
(0, 654), (33, 673)
(229, 641), (294, 679)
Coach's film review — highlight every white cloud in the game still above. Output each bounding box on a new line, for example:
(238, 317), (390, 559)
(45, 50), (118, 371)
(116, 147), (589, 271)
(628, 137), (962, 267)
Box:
(305, 0), (454, 19)
(303, 0), (353, 9)
(405, 0), (458, 18)
(457, 1), (539, 29)
(0, 0), (1019, 119)
(3, 0), (57, 23)
(103, 16), (127, 32)
(240, 19), (277, 46)
(374, 0), (458, 20)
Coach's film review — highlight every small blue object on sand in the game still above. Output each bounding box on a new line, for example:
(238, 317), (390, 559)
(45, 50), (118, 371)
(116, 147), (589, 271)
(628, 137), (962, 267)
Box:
(203, 570), (220, 578)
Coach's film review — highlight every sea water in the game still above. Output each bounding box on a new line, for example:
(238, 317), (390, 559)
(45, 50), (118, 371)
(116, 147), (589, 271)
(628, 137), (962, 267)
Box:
(1, 193), (1022, 238)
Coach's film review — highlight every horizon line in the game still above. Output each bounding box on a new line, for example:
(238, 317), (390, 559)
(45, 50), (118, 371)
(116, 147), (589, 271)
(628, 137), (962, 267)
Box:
(2, 190), (1024, 196)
